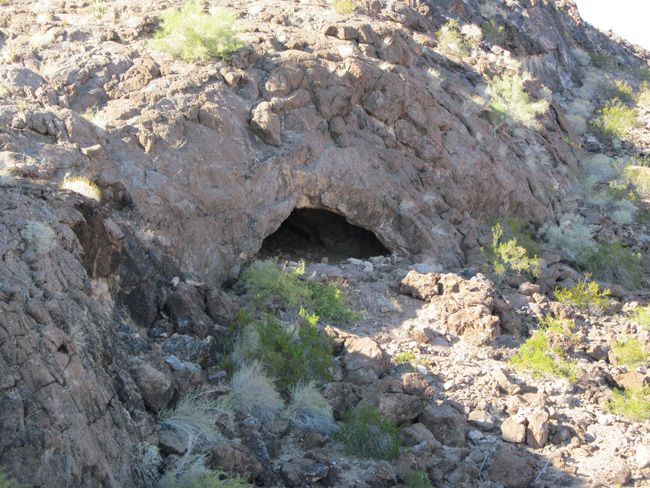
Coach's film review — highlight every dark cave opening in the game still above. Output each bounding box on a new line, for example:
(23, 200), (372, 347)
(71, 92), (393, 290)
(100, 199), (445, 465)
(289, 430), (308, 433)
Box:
(259, 208), (390, 262)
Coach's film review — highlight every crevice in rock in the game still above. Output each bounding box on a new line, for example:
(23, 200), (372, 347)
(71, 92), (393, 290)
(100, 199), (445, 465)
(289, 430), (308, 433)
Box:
(259, 208), (390, 262)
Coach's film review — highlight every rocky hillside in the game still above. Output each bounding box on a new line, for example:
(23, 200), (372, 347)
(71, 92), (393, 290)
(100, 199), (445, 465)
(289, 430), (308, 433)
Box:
(0, 0), (649, 486)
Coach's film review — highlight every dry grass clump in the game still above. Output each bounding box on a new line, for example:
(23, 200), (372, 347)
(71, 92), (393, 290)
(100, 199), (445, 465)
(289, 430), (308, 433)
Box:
(61, 175), (102, 202)
(487, 72), (548, 128)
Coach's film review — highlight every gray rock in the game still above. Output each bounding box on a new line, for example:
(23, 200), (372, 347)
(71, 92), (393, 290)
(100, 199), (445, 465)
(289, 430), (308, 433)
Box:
(418, 402), (467, 447)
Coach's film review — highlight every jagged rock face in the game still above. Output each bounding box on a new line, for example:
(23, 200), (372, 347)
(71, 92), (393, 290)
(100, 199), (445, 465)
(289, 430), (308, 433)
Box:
(0, 0), (597, 285)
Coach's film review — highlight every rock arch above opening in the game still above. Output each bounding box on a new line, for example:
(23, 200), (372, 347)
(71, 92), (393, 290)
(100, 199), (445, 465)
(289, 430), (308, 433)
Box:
(260, 208), (390, 262)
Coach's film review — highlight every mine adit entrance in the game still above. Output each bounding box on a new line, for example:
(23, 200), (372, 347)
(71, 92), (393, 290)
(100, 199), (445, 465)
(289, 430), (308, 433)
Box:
(260, 208), (390, 262)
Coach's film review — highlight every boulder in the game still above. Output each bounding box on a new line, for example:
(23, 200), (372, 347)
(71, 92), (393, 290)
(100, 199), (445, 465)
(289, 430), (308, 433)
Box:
(489, 445), (535, 488)
(342, 336), (389, 385)
(526, 409), (549, 448)
(500, 415), (527, 443)
(127, 357), (174, 413)
(418, 402), (467, 447)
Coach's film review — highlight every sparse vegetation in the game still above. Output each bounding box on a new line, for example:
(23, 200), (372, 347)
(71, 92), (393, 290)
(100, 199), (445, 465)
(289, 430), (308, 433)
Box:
(151, 1), (242, 62)
(404, 470), (434, 488)
(608, 386), (650, 421)
(240, 260), (357, 323)
(482, 18), (505, 45)
(232, 310), (333, 393)
(554, 279), (611, 315)
(637, 81), (650, 107)
(221, 362), (283, 424)
(591, 99), (637, 141)
(158, 451), (247, 488)
(335, 403), (401, 460)
(509, 323), (578, 381)
(332, 0), (355, 14)
(436, 19), (481, 58)
(576, 242), (642, 288)
(611, 337), (648, 368)
(485, 223), (541, 281)
(285, 382), (337, 434)
(600, 78), (634, 104)
(589, 51), (616, 70)
(630, 305), (650, 330)
(61, 175), (102, 202)
(621, 165), (650, 199)
(159, 389), (231, 443)
(393, 351), (416, 368)
(487, 72), (548, 128)
(21, 220), (56, 254)
(539, 215), (596, 261)
(134, 443), (162, 488)
(0, 469), (20, 488)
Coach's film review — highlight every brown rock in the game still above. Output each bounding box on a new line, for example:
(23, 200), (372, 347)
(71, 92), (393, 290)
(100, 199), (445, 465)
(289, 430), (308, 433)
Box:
(127, 357), (175, 413)
(526, 409), (550, 448)
(210, 440), (264, 482)
(250, 101), (281, 146)
(399, 270), (441, 300)
(418, 402), (467, 447)
(489, 445), (535, 488)
(342, 337), (389, 385)
(501, 415), (527, 443)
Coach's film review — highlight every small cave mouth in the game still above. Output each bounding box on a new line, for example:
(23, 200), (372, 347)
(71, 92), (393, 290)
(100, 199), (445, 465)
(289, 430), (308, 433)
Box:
(259, 208), (390, 262)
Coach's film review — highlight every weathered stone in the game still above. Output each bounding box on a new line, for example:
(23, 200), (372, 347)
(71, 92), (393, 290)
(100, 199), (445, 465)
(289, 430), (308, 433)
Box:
(501, 415), (527, 443)
(418, 402), (467, 447)
(489, 445), (535, 488)
(250, 101), (281, 146)
(322, 382), (360, 417)
(210, 440), (264, 482)
(526, 409), (550, 448)
(399, 270), (442, 300)
(468, 409), (495, 431)
(127, 357), (174, 413)
(342, 336), (389, 385)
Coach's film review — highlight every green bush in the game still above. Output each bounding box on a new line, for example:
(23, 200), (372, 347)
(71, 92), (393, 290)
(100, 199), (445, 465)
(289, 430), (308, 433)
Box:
(482, 18), (505, 45)
(589, 51), (617, 70)
(335, 403), (401, 460)
(538, 314), (575, 335)
(554, 279), (611, 315)
(393, 351), (416, 368)
(234, 310), (333, 393)
(600, 78), (635, 104)
(0, 469), (20, 488)
(487, 72), (548, 128)
(436, 19), (481, 59)
(404, 470), (434, 488)
(332, 0), (355, 14)
(591, 99), (637, 141)
(611, 337), (648, 368)
(576, 242), (642, 288)
(240, 260), (357, 323)
(608, 386), (650, 421)
(630, 305), (650, 330)
(485, 223), (541, 280)
(509, 327), (577, 381)
(151, 1), (242, 61)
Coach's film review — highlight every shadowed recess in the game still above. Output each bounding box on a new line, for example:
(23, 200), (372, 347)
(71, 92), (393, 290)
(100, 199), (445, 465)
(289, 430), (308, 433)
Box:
(260, 208), (390, 261)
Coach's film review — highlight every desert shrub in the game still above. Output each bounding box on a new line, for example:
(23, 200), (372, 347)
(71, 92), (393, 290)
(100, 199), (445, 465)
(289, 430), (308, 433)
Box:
(636, 81), (650, 107)
(630, 305), (650, 330)
(426, 67), (443, 90)
(539, 314), (575, 335)
(554, 279), (611, 315)
(158, 452), (247, 488)
(221, 362), (283, 423)
(134, 443), (162, 488)
(335, 403), (401, 460)
(485, 223), (541, 280)
(591, 99), (637, 141)
(576, 242), (642, 288)
(21, 220), (57, 255)
(599, 77), (635, 104)
(240, 260), (357, 323)
(622, 165), (650, 199)
(611, 337), (648, 368)
(589, 51), (616, 70)
(332, 0), (355, 14)
(608, 386), (650, 421)
(151, 1), (242, 61)
(404, 470), (434, 488)
(61, 175), (102, 201)
(487, 72), (548, 128)
(509, 328), (578, 381)
(482, 18), (505, 45)
(538, 214), (596, 261)
(159, 390), (231, 443)
(0, 469), (20, 488)
(233, 311), (333, 392)
(436, 19), (480, 58)
(285, 382), (337, 434)
(498, 217), (540, 257)
(393, 351), (416, 367)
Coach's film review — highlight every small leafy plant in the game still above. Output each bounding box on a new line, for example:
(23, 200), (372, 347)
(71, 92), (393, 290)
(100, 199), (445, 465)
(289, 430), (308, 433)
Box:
(335, 403), (401, 460)
(554, 279), (611, 315)
(630, 305), (650, 330)
(151, 1), (242, 61)
(404, 470), (434, 488)
(485, 223), (541, 280)
(591, 99), (637, 141)
(510, 315), (578, 381)
(436, 19), (480, 58)
(576, 242), (642, 288)
(611, 337), (648, 368)
(240, 260), (357, 323)
(487, 72), (548, 128)
(608, 386), (650, 421)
